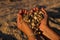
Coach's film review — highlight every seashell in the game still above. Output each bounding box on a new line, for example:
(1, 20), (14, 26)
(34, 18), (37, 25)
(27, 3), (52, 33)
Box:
(31, 22), (35, 27)
(34, 16), (37, 20)
(34, 12), (37, 15)
(36, 28), (38, 31)
(38, 32), (41, 34)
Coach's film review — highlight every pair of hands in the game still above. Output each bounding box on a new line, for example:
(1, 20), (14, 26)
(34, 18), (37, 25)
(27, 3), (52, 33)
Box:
(17, 7), (48, 31)
(17, 7), (48, 40)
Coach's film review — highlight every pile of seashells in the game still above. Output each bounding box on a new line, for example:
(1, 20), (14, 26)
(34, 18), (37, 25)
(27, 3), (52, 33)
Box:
(21, 9), (44, 36)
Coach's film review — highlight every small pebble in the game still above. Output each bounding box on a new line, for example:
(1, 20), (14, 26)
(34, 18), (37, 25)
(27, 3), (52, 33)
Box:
(34, 16), (37, 20)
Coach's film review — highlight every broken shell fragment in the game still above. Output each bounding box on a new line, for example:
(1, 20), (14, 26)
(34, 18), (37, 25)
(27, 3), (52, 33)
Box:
(31, 22), (35, 27)
(34, 16), (37, 20)
(36, 28), (38, 31)
(38, 32), (41, 34)
(34, 12), (37, 15)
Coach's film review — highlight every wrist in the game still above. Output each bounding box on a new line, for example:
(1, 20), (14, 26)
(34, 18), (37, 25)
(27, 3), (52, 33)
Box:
(39, 24), (47, 31)
(27, 34), (36, 40)
(41, 19), (47, 25)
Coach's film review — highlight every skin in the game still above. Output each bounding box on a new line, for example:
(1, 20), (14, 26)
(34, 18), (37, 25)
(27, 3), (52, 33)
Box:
(17, 9), (36, 40)
(17, 8), (60, 40)
(39, 8), (60, 40)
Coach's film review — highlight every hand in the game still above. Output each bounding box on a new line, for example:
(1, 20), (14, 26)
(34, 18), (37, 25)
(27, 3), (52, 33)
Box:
(40, 8), (48, 25)
(17, 9), (36, 40)
(32, 7), (48, 25)
(17, 9), (28, 29)
(39, 8), (48, 31)
(17, 10), (27, 28)
(31, 7), (48, 28)
(38, 9), (60, 40)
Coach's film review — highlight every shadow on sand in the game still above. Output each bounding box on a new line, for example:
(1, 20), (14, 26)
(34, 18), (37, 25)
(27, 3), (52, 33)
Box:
(47, 7), (60, 35)
(0, 31), (17, 40)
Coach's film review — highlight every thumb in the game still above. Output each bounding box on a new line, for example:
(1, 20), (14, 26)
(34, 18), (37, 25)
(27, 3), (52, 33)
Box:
(17, 14), (22, 24)
(41, 8), (48, 17)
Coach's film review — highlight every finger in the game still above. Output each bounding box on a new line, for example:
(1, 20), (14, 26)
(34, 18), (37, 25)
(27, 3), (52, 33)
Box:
(33, 8), (35, 11)
(24, 9), (27, 14)
(17, 14), (22, 24)
(41, 8), (47, 15)
(18, 10), (23, 20)
(30, 9), (33, 13)
(22, 9), (27, 14)
(29, 9), (33, 14)
(19, 9), (27, 15)
(19, 10), (22, 15)
(41, 8), (48, 17)
(33, 7), (39, 12)
(35, 7), (39, 11)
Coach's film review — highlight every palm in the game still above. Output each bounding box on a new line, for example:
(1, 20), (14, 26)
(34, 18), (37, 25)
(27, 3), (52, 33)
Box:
(39, 8), (48, 31)
(40, 8), (48, 25)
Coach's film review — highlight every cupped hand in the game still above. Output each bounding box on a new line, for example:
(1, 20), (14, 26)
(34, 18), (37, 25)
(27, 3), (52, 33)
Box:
(40, 8), (48, 25)
(17, 9), (36, 40)
(39, 8), (48, 31)
(17, 9), (28, 29)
